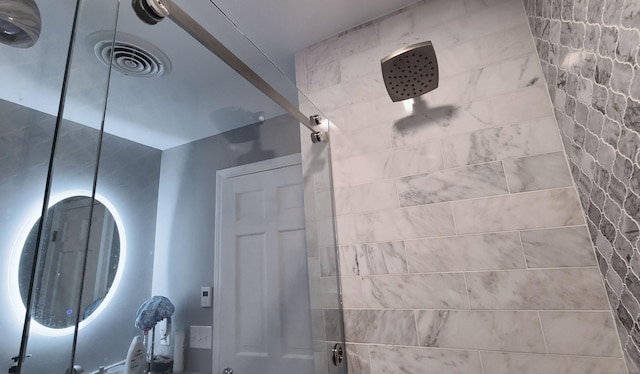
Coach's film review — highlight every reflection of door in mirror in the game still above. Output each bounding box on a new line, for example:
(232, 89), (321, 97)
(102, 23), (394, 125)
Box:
(20, 196), (120, 329)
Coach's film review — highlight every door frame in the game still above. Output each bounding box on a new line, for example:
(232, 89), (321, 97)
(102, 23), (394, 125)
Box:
(212, 153), (302, 373)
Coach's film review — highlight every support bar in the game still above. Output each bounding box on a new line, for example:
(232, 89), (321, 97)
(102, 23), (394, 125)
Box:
(132, 0), (327, 143)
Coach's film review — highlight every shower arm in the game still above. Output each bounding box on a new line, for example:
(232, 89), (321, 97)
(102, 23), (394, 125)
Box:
(132, 0), (327, 143)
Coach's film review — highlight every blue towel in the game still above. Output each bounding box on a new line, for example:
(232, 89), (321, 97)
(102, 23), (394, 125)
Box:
(134, 296), (175, 331)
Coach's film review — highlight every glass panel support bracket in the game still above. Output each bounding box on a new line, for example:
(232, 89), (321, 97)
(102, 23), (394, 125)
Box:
(131, 0), (328, 144)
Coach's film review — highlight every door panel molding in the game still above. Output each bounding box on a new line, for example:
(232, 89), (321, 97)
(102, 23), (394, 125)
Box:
(213, 153), (304, 374)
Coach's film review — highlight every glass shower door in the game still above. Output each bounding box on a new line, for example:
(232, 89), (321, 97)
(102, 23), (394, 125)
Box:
(0, 0), (83, 371)
(1, 0), (346, 372)
(0, 0), (121, 372)
(90, 1), (347, 373)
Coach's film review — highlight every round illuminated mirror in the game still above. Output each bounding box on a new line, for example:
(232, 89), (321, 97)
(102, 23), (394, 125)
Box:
(18, 196), (122, 329)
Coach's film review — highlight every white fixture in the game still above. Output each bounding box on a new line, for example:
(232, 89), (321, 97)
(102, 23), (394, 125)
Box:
(189, 325), (212, 349)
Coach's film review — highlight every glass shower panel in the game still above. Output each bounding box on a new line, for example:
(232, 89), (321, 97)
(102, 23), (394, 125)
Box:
(15, 1), (121, 373)
(300, 123), (346, 374)
(68, 0), (346, 373)
(0, 0), (93, 372)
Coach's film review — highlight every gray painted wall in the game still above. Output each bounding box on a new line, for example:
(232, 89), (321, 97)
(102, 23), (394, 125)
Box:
(0, 99), (161, 373)
(152, 114), (301, 373)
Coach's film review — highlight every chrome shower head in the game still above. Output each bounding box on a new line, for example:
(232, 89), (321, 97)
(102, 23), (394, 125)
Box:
(381, 41), (439, 102)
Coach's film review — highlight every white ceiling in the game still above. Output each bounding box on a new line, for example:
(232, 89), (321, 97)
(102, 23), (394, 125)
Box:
(0, 0), (419, 149)
(208, 0), (423, 77)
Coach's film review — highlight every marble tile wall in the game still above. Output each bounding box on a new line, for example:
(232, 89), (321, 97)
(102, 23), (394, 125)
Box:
(523, 0), (640, 371)
(296, 0), (629, 372)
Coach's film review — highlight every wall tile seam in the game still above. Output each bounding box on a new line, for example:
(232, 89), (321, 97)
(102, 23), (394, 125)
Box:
(343, 308), (617, 315)
(313, 17), (533, 70)
(624, 264), (640, 291)
(588, 192), (640, 238)
(551, 74), (640, 143)
(604, 278), (624, 302)
(328, 73), (549, 109)
(609, 252), (631, 280)
(335, 183), (579, 216)
(600, 273), (636, 363)
(620, 288), (640, 322)
(350, 266), (608, 277)
(336, 155), (569, 190)
(337, 226), (594, 248)
(525, 3), (637, 355)
(594, 203), (639, 242)
(342, 224), (590, 245)
(533, 18), (640, 68)
(565, 134), (640, 187)
(340, 341), (628, 359)
(619, 312), (640, 344)
(336, 127), (563, 168)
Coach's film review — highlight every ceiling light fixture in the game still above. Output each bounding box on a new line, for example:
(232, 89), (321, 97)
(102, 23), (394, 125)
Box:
(0, 0), (41, 48)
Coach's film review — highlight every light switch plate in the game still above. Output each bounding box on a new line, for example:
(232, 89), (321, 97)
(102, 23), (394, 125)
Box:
(189, 325), (212, 349)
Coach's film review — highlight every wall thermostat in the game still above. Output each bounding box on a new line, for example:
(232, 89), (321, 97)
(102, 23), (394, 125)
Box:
(201, 286), (212, 308)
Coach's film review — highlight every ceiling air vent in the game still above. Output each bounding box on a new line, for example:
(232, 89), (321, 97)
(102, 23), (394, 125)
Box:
(91, 32), (171, 78)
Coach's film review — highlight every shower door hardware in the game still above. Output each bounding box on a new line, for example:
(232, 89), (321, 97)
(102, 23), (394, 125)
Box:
(132, 0), (328, 143)
(221, 368), (233, 374)
(331, 343), (344, 366)
(8, 354), (31, 373)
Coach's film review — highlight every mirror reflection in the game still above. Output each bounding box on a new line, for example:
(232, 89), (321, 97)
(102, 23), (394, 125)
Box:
(19, 196), (121, 329)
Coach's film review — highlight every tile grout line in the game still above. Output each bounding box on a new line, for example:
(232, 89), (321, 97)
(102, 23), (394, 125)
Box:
(537, 311), (550, 354)
(462, 272), (472, 310)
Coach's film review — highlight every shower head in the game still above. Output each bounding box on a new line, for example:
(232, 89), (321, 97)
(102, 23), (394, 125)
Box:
(381, 41), (439, 102)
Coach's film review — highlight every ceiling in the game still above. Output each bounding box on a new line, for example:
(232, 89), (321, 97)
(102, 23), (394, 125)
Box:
(0, 0), (419, 149)
(209, 0), (423, 78)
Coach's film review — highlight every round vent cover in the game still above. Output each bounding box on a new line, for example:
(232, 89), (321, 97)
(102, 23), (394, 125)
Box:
(90, 32), (171, 78)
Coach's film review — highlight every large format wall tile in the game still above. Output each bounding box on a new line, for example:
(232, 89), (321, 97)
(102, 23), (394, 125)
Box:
(539, 311), (622, 357)
(481, 352), (627, 374)
(391, 99), (493, 148)
(337, 203), (455, 244)
(339, 241), (407, 276)
(466, 268), (610, 310)
(452, 187), (584, 233)
(342, 309), (417, 345)
(474, 53), (543, 97)
(330, 123), (393, 161)
(349, 140), (443, 184)
(362, 273), (469, 309)
(415, 310), (545, 353)
(346, 344), (371, 374)
(397, 162), (508, 205)
(369, 346), (483, 374)
(442, 116), (562, 168)
(503, 151), (573, 192)
(520, 226), (597, 268)
(340, 276), (363, 308)
(476, 24), (536, 65)
(490, 86), (554, 126)
(334, 180), (398, 215)
(405, 232), (526, 272)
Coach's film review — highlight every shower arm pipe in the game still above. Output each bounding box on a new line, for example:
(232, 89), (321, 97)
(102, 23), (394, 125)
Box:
(134, 0), (327, 143)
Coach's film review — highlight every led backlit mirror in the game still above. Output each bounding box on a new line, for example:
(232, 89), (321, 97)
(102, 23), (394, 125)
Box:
(18, 196), (122, 330)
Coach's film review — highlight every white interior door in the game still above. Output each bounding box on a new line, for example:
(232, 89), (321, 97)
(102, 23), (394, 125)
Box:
(215, 156), (313, 374)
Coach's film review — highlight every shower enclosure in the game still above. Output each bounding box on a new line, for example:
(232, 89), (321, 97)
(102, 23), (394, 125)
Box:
(0, 0), (345, 373)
